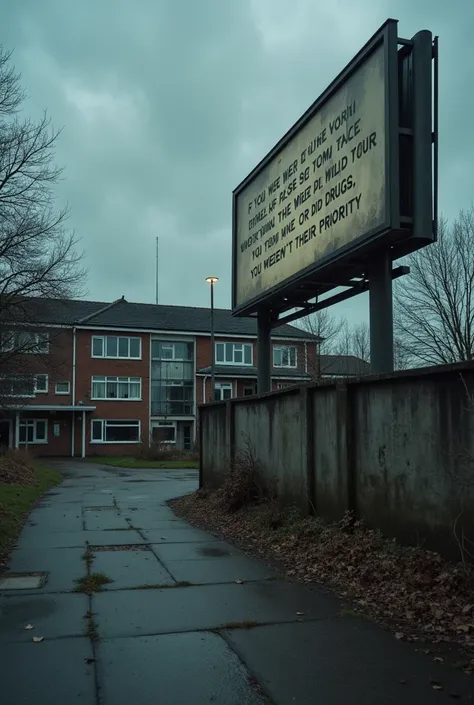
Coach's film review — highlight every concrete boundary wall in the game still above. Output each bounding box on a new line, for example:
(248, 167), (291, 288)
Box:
(199, 361), (474, 558)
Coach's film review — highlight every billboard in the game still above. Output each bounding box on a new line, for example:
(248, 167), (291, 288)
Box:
(232, 21), (402, 316)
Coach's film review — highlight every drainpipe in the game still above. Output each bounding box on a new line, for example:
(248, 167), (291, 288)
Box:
(202, 375), (208, 404)
(71, 327), (77, 458)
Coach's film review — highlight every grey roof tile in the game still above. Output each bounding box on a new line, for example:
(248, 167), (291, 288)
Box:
(19, 297), (317, 340)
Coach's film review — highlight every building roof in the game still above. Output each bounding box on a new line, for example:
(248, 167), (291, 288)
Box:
(16, 297), (318, 340)
(197, 365), (311, 379)
(319, 355), (371, 376)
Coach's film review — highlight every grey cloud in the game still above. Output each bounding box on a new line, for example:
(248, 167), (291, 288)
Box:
(0, 0), (472, 314)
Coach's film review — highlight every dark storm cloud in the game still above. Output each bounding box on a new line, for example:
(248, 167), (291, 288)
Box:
(0, 0), (472, 315)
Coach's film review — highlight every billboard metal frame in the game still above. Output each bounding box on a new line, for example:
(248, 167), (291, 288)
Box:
(231, 19), (436, 323)
(230, 18), (437, 389)
(232, 19), (401, 317)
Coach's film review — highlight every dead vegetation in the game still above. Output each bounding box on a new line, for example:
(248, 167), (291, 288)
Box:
(0, 448), (36, 485)
(171, 446), (474, 662)
(74, 572), (112, 594)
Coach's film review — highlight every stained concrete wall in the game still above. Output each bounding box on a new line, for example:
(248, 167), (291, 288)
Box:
(200, 361), (474, 558)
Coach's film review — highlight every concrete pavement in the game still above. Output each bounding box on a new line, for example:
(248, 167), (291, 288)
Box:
(0, 461), (473, 704)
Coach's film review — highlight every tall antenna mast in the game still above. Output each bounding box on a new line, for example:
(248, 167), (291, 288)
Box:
(155, 236), (159, 305)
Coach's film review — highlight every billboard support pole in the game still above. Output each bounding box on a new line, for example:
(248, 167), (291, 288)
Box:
(257, 311), (272, 393)
(412, 29), (434, 241)
(369, 250), (394, 374)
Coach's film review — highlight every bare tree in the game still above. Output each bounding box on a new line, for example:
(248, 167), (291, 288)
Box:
(298, 309), (345, 378)
(394, 209), (474, 366)
(349, 321), (370, 361)
(0, 46), (86, 381)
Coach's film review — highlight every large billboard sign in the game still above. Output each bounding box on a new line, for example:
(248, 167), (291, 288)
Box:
(232, 20), (431, 316)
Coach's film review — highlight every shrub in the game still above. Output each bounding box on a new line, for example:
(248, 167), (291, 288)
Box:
(222, 438), (277, 512)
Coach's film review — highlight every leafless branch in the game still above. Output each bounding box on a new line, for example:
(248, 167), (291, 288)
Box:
(0, 45), (87, 384)
(394, 210), (474, 366)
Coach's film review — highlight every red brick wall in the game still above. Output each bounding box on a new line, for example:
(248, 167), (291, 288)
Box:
(16, 411), (73, 457)
(75, 329), (151, 453)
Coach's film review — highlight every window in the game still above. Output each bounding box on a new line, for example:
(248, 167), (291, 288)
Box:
(214, 383), (232, 401)
(91, 419), (140, 443)
(55, 381), (70, 395)
(152, 422), (176, 444)
(273, 346), (297, 368)
(151, 341), (193, 361)
(91, 335), (141, 359)
(19, 420), (48, 444)
(91, 376), (141, 400)
(0, 374), (36, 398)
(35, 374), (48, 393)
(0, 330), (49, 354)
(215, 343), (252, 366)
(243, 385), (256, 397)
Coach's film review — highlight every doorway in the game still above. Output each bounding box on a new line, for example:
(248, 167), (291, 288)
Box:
(0, 420), (11, 449)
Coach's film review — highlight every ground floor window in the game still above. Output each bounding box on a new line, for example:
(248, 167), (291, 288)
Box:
(214, 383), (232, 401)
(151, 421), (176, 444)
(19, 419), (48, 444)
(91, 419), (140, 443)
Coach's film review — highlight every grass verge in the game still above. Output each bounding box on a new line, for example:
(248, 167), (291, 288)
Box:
(0, 464), (61, 570)
(88, 456), (199, 470)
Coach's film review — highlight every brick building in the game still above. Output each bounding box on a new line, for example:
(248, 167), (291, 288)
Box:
(0, 297), (369, 457)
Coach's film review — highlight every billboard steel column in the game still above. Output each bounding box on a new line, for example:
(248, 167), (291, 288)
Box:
(257, 311), (272, 393)
(369, 251), (394, 374)
(412, 29), (434, 241)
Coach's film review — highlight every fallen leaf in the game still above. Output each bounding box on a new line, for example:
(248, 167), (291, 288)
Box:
(23, 624), (34, 630)
(463, 605), (474, 614)
(395, 632), (404, 640)
(32, 636), (44, 643)
(296, 612), (304, 616)
(434, 656), (444, 663)
(432, 685), (443, 691)
(234, 580), (243, 585)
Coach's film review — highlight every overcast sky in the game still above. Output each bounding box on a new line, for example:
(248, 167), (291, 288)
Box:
(1, 1), (472, 323)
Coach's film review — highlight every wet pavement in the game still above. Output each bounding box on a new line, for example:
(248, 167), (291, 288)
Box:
(1, 461), (473, 704)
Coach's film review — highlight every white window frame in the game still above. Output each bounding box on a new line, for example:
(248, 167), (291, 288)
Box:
(19, 419), (48, 445)
(35, 374), (49, 394)
(273, 345), (297, 369)
(55, 381), (70, 395)
(0, 331), (49, 354)
(91, 335), (142, 360)
(151, 341), (193, 361)
(91, 376), (142, 401)
(215, 342), (253, 366)
(214, 383), (233, 401)
(91, 419), (141, 444)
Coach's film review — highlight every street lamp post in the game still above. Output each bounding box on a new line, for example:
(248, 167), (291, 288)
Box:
(205, 277), (219, 401)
